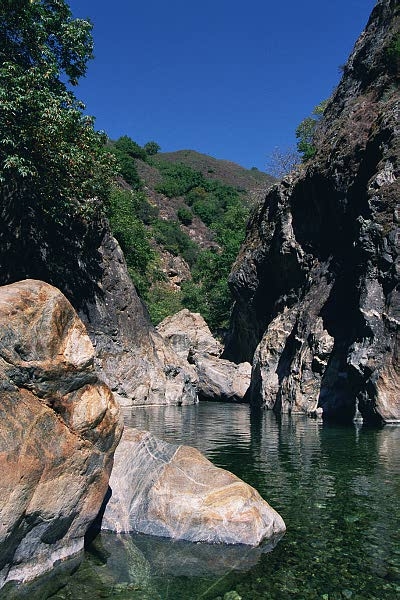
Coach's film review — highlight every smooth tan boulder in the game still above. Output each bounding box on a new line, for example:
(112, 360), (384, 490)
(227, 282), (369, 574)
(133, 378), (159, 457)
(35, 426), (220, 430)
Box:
(0, 280), (123, 589)
(102, 428), (285, 546)
(156, 308), (222, 359)
(157, 309), (251, 402)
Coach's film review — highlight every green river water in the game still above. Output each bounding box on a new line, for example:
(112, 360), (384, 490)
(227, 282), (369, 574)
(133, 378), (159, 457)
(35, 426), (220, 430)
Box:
(9, 403), (400, 600)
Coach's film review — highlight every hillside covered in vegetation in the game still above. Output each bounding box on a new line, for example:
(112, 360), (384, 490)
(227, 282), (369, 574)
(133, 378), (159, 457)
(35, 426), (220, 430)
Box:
(107, 141), (275, 331)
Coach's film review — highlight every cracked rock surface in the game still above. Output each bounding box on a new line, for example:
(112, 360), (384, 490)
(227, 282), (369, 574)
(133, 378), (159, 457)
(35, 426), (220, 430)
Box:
(157, 309), (251, 402)
(0, 280), (123, 589)
(225, 0), (399, 423)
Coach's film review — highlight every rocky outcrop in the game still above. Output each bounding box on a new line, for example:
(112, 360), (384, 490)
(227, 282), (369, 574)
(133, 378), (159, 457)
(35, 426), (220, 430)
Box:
(80, 233), (198, 407)
(225, 0), (399, 423)
(157, 308), (222, 358)
(0, 280), (123, 590)
(157, 309), (251, 401)
(102, 428), (286, 546)
(160, 251), (192, 290)
(0, 193), (198, 407)
(195, 355), (252, 402)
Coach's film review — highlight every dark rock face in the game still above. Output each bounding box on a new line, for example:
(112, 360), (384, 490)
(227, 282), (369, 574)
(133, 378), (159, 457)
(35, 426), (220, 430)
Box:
(79, 233), (197, 406)
(0, 280), (123, 589)
(225, 0), (399, 424)
(0, 197), (197, 406)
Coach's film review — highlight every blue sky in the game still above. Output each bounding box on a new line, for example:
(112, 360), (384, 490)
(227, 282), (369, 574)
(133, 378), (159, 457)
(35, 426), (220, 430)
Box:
(68, 0), (377, 171)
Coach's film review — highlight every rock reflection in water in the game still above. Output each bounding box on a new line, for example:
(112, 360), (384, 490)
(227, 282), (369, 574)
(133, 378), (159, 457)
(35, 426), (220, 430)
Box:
(129, 530), (284, 577)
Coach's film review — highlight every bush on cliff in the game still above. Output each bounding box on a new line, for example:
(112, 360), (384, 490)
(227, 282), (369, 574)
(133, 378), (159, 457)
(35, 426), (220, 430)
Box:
(108, 187), (154, 296)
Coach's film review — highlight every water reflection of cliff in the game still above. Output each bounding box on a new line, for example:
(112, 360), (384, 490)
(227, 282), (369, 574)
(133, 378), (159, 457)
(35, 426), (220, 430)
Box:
(126, 403), (400, 592)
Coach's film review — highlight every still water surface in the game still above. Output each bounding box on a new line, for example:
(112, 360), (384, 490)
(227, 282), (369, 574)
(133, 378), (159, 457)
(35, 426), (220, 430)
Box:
(36, 404), (400, 599)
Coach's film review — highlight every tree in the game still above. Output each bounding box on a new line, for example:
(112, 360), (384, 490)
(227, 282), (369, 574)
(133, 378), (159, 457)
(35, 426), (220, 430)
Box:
(266, 146), (300, 179)
(108, 187), (154, 296)
(295, 100), (329, 162)
(0, 0), (116, 221)
(114, 136), (147, 161)
(144, 141), (161, 156)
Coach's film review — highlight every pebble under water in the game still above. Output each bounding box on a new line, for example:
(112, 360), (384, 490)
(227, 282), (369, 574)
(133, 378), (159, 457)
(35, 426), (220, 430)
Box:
(12, 403), (400, 600)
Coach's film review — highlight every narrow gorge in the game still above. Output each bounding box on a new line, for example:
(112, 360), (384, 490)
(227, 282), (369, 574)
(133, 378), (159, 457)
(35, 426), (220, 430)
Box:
(0, 0), (398, 598)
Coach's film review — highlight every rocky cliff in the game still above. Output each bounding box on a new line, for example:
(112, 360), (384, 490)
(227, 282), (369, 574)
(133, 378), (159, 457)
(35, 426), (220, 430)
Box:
(0, 198), (197, 406)
(0, 280), (123, 590)
(225, 0), (399, 423)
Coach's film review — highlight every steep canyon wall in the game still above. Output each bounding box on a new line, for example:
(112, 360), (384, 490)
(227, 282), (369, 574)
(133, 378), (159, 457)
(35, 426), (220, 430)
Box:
(225, 0), (399, 423)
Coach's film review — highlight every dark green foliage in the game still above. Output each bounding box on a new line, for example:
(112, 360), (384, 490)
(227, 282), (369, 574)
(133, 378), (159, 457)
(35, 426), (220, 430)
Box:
(296, 117), (318, 161)
(109, 136), (147, 190)
(152, 219), (199, 266)
(146, 284), (184, 325)
(144, 141), (161, 155)
(179, 198), (248, 330)
(113, 151), (142, 189)
(0, 0), (116, 221)
(114, 136), (147, 161)
(155, 162), (204, 197)
(108, 187), (154, 296)
(177, 205), (193, 225)
(386, 33), (400, 75)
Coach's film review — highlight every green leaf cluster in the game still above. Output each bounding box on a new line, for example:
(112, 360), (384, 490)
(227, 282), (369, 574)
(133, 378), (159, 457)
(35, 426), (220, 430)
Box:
(144, 141), (161, 156)
(155, 162), (204, 197)
(177, 205), (193, 225)
(0, 0), (116, 221)
(108, 136), (147, 190)
(146, 284), (184, 325)
(295, 100), (328, 162)
(180, 202), (248, 330)
(152, 219), (199, 267)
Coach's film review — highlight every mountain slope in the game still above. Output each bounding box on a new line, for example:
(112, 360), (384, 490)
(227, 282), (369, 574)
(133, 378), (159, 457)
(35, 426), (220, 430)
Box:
(155, 150), (275, 191)
(109, 146), (275, 330)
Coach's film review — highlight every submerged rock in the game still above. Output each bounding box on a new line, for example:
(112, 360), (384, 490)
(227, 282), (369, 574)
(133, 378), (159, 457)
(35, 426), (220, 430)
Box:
(157, 309), (251, 402)
(225, 0), (400, 423)
(102, 427), (286, 546)
(0, 280), (123, 590)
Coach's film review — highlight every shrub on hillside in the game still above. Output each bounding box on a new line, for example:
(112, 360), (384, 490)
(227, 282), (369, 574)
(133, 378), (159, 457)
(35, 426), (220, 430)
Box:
(177, 206), (193, 225)
(152, 219), (199, 266)
(155, 162), (204, 197)
(108, 187), (154, 296)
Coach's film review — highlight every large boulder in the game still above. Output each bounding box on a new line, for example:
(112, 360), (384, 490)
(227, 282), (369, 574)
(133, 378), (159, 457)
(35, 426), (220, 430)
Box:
(195, 354), (252, 402)
(102, 428), (286, 546)
(225, 0), (400, 423)
(157, 309), (251, 402)
(0, 280), (123, 590)
(156, 308), (222, 359)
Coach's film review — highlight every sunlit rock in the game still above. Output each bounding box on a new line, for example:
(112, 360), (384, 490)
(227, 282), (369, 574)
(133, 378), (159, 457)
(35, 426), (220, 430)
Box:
(157, 309), (251, 402)
(0, 280), (123, 590)
(102, 427), (286, 546)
